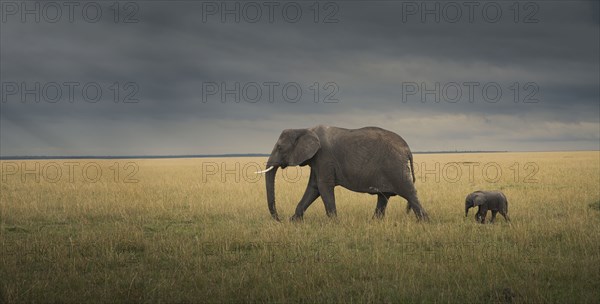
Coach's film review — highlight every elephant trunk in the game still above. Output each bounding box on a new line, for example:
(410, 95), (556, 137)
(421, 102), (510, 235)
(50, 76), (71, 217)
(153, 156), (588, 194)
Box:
(465, 205), (469, 217)
(266, 166), (280, 221)
(409, 153), (416, 183)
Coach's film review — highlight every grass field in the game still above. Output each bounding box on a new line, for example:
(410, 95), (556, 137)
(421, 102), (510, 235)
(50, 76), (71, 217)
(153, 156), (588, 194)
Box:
(1, 151), (599, 303)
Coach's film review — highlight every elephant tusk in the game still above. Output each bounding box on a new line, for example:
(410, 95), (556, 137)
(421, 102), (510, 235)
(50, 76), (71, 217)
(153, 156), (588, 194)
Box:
(255, 166), (274, 174)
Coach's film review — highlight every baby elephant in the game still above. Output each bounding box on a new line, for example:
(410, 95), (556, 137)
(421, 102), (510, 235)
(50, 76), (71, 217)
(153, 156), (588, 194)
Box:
(465, 191), (510, 224)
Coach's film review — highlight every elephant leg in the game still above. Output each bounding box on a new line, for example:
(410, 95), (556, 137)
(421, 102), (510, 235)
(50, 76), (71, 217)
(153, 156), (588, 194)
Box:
(373, 193), (390, 219)
(291, 171), (320, 221)
(490, 211), (498, 223)
(398, 190), (428, 221)
(291, 186), (319, 221)
(317, 182), (337, 217)
(500, 210), (511, 222)
(392, 176), (427, 221)
(477, 207), (488, 224)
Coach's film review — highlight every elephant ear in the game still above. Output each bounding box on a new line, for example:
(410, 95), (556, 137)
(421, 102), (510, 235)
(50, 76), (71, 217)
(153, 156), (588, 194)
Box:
(465, 193), (474, 204)
(473, 194), (485, 206)
(288, 130), (321, 166)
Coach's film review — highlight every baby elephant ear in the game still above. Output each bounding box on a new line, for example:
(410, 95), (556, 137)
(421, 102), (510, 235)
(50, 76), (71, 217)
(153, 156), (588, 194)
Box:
(288, 130), (321, 166)
(473, 195), (485, 206)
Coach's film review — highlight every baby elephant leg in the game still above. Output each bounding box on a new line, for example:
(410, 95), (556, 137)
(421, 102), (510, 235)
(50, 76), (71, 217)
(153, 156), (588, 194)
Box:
(500, 210), (511, 222)
(490, 211), (498, 223)
(476, 207), (488, 224)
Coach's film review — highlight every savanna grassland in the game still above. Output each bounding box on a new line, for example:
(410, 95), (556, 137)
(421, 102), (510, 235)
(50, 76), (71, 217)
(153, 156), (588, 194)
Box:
(1, 151), (599, 303)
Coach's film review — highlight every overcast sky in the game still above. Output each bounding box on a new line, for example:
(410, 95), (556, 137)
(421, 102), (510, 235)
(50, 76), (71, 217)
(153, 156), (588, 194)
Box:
(1, 0), (598, 156)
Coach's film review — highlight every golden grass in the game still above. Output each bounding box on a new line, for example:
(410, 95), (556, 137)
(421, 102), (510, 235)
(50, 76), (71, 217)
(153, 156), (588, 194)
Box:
(1, 151), (599, 303)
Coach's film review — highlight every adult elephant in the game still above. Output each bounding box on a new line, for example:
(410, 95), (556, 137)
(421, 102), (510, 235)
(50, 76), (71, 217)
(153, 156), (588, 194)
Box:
(257, 125), (428, 222)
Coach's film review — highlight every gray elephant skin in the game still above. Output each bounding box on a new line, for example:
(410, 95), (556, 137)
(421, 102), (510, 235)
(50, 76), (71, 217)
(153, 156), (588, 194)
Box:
(261, 125), (428, 222)
(465, 190), (511, 223)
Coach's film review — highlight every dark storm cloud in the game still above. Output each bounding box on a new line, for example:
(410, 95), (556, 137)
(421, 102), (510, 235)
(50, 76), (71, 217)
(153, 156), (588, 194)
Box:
(1, 0), (598, 155)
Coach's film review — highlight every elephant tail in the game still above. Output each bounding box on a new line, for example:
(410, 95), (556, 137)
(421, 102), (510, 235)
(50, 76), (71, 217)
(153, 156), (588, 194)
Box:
(409, 153), (416, 183)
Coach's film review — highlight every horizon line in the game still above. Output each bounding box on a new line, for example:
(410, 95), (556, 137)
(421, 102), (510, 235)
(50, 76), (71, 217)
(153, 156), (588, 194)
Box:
(1, 150), (598, 160)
